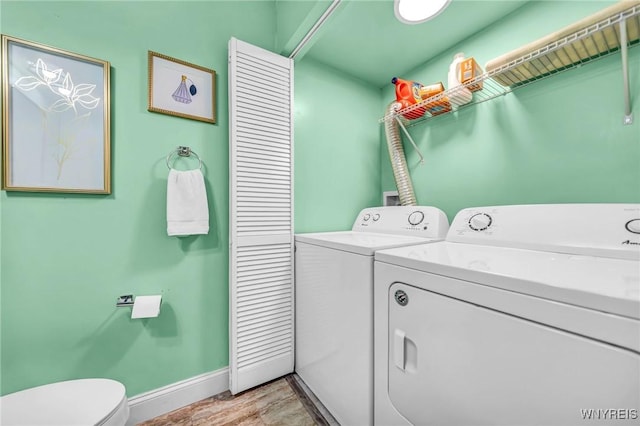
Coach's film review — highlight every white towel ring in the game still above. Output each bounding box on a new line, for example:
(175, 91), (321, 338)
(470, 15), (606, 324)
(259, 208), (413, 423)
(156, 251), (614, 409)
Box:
(166, 146), (202, 170)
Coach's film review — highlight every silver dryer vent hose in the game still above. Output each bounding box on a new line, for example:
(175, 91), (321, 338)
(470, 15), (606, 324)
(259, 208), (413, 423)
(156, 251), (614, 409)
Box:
(384, 102), (417, 206)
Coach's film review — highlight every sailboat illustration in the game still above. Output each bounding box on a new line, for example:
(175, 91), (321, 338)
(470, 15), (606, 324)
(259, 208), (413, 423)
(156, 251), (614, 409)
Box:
(172, 75), (193, 104)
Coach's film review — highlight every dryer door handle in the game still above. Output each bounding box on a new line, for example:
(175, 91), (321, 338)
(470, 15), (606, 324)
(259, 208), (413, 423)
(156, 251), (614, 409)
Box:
(394, 329), (406, 371)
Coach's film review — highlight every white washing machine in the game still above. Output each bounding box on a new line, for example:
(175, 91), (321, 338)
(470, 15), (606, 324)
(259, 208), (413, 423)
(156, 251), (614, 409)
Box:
(295, 206), (449, 426)
(374, 204), (640, 426)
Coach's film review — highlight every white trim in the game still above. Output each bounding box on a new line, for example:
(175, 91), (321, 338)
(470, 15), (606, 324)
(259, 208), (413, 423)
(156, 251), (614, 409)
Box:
(288, 0), (342, 59)
(126, 367), (229, 425)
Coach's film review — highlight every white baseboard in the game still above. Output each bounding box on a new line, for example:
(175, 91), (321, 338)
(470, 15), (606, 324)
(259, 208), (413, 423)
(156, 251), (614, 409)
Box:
(126, 367), (229, 425)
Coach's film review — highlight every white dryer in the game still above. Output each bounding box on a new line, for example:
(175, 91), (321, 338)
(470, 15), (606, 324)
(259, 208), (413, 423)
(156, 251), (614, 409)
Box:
(374, 204), (640, 426)
(295, 206), (449, 426)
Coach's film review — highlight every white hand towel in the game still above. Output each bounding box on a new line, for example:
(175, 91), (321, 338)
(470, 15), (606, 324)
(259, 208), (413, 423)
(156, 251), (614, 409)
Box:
(167, 169), (209, 236)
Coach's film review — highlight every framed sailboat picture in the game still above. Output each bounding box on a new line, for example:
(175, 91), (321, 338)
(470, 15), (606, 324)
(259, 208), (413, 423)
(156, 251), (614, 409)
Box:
(148, 51), (216, 124)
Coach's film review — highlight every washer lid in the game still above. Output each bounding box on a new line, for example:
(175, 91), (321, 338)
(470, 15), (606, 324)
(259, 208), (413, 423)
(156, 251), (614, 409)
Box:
(1, 379), (127, 426)
(376, 241), (640, 320)
(295, 231), (442, 256)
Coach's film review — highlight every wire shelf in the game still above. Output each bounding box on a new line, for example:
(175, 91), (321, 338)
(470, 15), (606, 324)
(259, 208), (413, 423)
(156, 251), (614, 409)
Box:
(381, 4), (640, 127)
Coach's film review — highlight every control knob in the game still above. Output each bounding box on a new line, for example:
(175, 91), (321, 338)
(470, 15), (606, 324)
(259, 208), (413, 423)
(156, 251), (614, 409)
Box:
(408, 211), (424, 226)
(469, 213), (492, 231)
(373, 213), (380, 222)
(363, 213), (371, 221)
(626, 219), (640, 234)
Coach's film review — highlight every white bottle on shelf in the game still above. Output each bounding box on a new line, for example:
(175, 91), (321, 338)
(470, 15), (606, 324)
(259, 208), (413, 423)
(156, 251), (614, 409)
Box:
(448, 52), (473, 107)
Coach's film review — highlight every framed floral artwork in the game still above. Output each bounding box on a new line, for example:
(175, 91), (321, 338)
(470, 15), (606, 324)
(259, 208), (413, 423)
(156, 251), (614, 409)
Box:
(148, 51), (216, 124)
(1, 35), (111, 193)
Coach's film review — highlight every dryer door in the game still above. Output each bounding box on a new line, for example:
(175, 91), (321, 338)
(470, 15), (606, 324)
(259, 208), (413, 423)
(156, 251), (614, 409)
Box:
(388, 281), (640, 426)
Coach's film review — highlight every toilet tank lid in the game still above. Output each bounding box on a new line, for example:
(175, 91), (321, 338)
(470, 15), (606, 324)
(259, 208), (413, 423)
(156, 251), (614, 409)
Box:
(0, 378), (127, 426)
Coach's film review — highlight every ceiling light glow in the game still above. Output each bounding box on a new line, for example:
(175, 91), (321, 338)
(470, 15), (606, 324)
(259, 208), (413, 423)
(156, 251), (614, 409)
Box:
(394, 0), (452, 24)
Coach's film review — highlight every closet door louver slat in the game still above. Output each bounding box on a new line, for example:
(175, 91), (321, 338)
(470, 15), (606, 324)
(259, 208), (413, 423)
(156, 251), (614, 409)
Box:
(228, 38), (294, 395)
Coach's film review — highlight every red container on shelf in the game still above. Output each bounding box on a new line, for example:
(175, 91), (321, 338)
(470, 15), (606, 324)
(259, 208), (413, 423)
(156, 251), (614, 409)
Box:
(392, 77), (426, 120)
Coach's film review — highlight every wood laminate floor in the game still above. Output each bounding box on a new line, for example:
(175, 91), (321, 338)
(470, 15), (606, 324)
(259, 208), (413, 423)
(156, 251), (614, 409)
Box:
(138, 375), (336, 426)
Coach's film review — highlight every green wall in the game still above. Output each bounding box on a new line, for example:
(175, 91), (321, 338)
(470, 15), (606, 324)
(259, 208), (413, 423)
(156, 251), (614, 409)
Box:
(0, 0), (381, 398)
(3, 0), (638, 403)
(0, 0), (278, 396)
(381, 0), (640, 220)
(294, 57), (382, 232)
(275, 0), (333, 56)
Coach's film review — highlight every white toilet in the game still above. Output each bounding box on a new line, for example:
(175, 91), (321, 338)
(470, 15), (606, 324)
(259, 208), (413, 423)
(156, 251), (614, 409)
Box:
(0, 378), (129, 426)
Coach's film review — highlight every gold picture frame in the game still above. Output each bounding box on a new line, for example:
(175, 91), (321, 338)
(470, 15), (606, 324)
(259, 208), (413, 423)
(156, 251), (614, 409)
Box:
(1, 35), (111, 194)
(148, 51), (216, 124)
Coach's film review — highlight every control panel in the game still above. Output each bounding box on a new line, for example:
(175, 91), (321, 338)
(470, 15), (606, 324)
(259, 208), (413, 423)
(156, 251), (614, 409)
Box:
(626, 219), (640, 234)
(408, 211), (424, 226)
(447, 204), (640, 260)
(352, 206), (449, 238)
(468, 213), (492, 231)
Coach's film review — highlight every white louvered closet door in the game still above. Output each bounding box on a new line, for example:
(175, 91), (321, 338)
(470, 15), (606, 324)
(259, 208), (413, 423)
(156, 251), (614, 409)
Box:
(228, 38), (294, 394)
